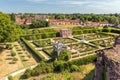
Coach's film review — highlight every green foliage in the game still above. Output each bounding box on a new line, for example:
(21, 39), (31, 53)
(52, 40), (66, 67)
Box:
(23, 69), (32, 78)
(6, 44), (13, 49)
(53, 14), (119, 24)
(54, 60), (65, 72)
(70, 54), (96, 66)
(59, 50), (71, 61)
(22, 28), (58, 40)
(110, 29), (120, 34)
(10, 13), (15, 22)
(23, 54), (96, 79)
(41, 70), (74, 80)
(12, 57), (18, 61)
(20, 24), (29, 29)
(23, 62), (53, 78)
(21, 38), (45, 61)
(11, 51), (16, 57)
(8, 76), (14, 80)
(102, 28), (109, 32)
(51, 50), (57, 60)
(70, 65), (80, 72)
(51, 50), (71, 61)
(82, 70), (95, 80)
(30, 20), (49, 28)
(0, 12), (21, 42)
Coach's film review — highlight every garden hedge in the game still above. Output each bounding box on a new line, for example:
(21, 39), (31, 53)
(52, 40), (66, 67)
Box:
(22, 32), (59, 40)
(69, 54), (96, 66)
(21, 38), (45, 61)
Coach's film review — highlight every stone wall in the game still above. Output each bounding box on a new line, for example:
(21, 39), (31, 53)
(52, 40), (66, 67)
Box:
(94, 36), (120, 80)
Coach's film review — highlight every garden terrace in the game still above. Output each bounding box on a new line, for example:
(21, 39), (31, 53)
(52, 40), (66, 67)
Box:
(32, 38), (77, 48)
(68, 43), (97, 54)
(25, 28), (58, 35)
(52, 38), (77, 44)
(42, 43), (97, 58)
(74, 33), (111, 41)
(14, 42), (37, 67)
(21, 38), (45, 61)
(23, 32), (118, 61)
(23, 32), (58, 40)
(32, 39), (53, 48)
(89, 37), (115, 48)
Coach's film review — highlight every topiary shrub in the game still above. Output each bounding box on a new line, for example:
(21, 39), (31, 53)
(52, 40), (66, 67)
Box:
(12, 57), (18, 61)
(59, 50), (71, 61)
(11, 51), (16, 57)
(6, 44), (13, 49)
(8, 76), (13, 80)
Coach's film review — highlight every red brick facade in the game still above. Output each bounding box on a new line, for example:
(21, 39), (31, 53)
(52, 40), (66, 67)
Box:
(16, 17), (33, 25)
(49, 19), (82, 25)
(60, 29), (72, 38)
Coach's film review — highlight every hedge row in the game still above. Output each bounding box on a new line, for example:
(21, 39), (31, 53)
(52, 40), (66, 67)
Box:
(22, 33), (59, 40)
(22, 32), (59, 40)
(69, 54), (96, 66)
(26, 28), (57, 34)
(72, 28), (120, 35)
(72, 28), (103, 35)
(42, 49), (52, 57)
(21, 38), (45, 61)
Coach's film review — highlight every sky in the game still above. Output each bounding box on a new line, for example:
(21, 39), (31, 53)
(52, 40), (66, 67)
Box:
(0, 0), (120, 14)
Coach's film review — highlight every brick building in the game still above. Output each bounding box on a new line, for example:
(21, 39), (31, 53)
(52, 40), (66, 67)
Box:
(60, 29), (72, 38)
(84, 21), (109, 26)
(16, 17), (33, 25)
(49, 19), (82, 25)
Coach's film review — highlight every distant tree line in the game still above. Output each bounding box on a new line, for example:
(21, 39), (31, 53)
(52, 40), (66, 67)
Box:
(50, 13), (120, 24)
(10, 13), (120, 25)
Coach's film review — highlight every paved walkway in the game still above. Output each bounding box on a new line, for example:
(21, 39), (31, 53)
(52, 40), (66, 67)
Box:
(38, 51), (51, 60)
(88, 37), (111, 42)
(70, 53), (96, 61)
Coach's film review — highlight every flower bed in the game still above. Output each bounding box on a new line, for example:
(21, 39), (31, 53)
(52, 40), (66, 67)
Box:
(74, 33), (110, 40)
(33, 39), (53, 47)
(53, 38), (77, 44)
(90, 38), (114, 48)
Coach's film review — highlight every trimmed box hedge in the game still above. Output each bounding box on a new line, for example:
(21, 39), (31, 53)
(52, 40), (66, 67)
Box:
(21, 38), (45, 61)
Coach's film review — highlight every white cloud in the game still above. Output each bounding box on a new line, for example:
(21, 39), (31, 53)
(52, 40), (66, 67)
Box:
(24, 0), (120, 13)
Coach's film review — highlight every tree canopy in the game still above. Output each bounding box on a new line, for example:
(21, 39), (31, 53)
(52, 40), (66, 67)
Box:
(0, 12), (21, 42)
(30, 20), (49, 28)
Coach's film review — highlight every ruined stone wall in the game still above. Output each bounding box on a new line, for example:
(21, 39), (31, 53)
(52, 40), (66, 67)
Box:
(95, 50), (120, 80)
(94, 36), (120, 80)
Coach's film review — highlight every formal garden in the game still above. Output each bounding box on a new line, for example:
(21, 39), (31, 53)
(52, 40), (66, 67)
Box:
(1, 12), (120, 80)
(22, 30), (117, 62)
(4, 27), (119, 80)
(89, 37), (115, 48)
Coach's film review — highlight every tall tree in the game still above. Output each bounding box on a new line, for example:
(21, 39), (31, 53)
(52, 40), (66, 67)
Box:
(0, 12), (21, 42)
(10, 13), (16, 22)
